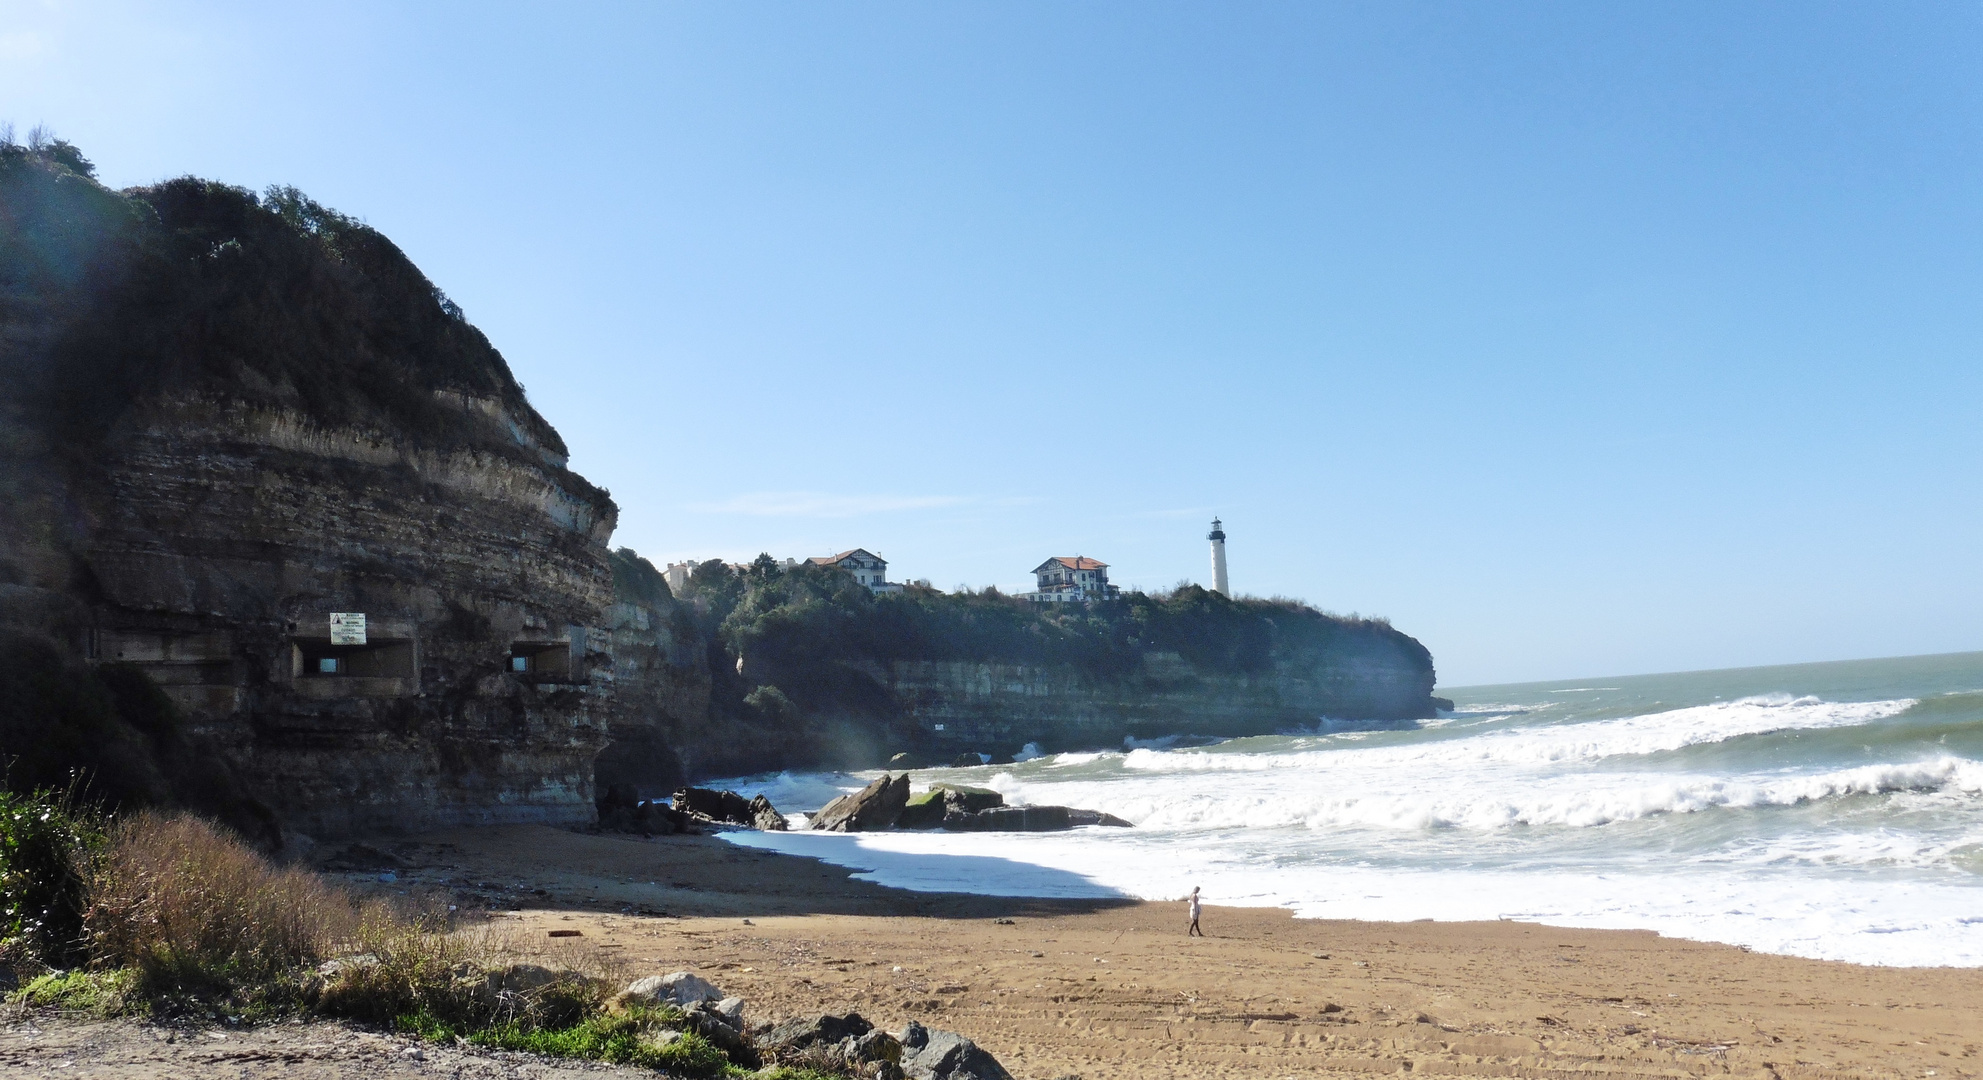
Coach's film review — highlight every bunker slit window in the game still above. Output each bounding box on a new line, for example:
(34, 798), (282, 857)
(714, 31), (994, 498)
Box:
(510, 641), (573, 681)
(292, 638), (416, 679)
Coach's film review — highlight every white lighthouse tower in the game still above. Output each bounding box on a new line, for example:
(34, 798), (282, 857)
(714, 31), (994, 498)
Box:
(1208, 517), (1229, 596)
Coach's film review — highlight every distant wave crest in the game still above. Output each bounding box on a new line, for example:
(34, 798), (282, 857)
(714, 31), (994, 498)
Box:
(1104, 755), (1983, 833)
(1114, 694), (1916, 775)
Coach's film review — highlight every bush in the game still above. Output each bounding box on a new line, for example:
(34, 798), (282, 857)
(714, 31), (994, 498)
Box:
(13, 968), (134, 1013)
(323, 931), (730, 1073)
(452, 1012), (726, 1075)
(0, 785), (103, 968)
(82, 812), (357, 996)
(1, 802), (760, 1075)
(321, 937), (601, 1034)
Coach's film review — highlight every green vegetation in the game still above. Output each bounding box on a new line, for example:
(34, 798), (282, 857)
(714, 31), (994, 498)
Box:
(405, 1010), (729, 1075)
(0, 785), (102, 968)
(0, 791), (764, 1073)
(14, 968), (134, 1012)
(0, 134), (605, 513)
(664, 555), (1427, 680)
(623, 553), (1434, 735)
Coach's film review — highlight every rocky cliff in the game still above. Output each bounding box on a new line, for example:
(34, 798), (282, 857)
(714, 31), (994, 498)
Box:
(1, 142), (1443, 838)
(888, 644), (1437, 757)
(0, 146), (717, 843)
(641, 559), (1446, 781)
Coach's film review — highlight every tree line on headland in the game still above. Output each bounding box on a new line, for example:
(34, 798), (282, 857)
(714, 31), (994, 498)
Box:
(609, 547), (1438, 749)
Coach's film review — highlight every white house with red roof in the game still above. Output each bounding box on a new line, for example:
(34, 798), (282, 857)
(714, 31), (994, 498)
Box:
(1025, 556), (1119, 603)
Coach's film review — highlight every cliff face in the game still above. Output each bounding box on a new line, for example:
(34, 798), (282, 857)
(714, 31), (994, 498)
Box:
(1, 145), (1445, 835)
(0, 149), (701, 842)
(663, 563), (1446, 777)
(79, 398), (623, 838)
(889, 644), (1437, 755)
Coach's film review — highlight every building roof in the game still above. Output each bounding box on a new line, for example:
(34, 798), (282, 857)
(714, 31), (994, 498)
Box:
(808, 548), (883, 567)
(1032, 556), (1108, 574)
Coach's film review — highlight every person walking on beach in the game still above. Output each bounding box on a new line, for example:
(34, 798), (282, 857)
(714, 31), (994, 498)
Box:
(1186, 886), (1203, 936)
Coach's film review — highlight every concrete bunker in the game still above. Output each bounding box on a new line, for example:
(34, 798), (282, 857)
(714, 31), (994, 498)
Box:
(292, 637), (416, 678)
(286, 614), (419, 697)
(509, 640), (574, 681)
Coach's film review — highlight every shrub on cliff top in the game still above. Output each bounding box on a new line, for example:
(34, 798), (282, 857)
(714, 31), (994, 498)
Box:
(1, 135), (607, 518)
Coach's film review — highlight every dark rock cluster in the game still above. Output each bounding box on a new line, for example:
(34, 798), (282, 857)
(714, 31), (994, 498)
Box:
(671, 786), (789, 831)
(809, 774), (1128, 833)
(618, 971), (1014, 1080)
(595, 785), (788, 835)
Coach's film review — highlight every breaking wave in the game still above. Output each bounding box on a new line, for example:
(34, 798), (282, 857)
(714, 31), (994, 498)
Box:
(712, 653), (1983, 966)
(1102, 755), (1983, 832)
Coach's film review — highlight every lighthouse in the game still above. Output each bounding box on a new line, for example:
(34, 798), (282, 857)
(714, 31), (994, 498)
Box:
(1208, 517), (1229, 596)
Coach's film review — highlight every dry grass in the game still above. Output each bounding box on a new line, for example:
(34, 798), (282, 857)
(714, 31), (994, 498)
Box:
(318, 916), (645, 1035)
(81, 812), (363, 994)
(12, 810), (760, 1073)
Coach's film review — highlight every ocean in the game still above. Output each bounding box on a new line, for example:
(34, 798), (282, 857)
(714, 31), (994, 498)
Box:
(713, 650), (1983, 967)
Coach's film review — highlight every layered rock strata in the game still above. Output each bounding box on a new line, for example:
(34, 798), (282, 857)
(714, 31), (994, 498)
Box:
(885, 644), (1437, 759)
(0, 153), (708, 842)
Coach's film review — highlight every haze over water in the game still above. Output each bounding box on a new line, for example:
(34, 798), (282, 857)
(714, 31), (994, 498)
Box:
(721, 651), (1983, 967)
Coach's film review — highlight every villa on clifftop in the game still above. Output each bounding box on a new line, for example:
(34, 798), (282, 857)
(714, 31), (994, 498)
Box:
(1025, 556), (1119, 603)
(809, 549), (904, 594)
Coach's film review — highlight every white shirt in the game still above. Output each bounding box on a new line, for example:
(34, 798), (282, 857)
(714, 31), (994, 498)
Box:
(1189, 894), (1201, 919)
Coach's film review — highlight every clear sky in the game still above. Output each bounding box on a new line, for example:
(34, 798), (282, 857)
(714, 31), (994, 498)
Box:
(6, 1), (1982, 686)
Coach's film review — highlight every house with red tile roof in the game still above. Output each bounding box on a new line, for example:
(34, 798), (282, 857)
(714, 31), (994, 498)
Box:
(808, 548), (903, 594)
(1026, 556), (1119, 602)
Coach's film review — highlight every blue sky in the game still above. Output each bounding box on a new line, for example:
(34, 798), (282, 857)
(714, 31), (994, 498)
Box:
(6, 2), (1981, 686)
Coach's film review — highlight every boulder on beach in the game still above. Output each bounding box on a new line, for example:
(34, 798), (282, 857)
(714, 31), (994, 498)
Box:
(813, 776), (1122, 832)
(673, 787), (787, 830)
(809, 774), (910, 831)
(899, 784), (1005, 829)
(598, 784), (691, 835)
(622, 970), (722, 1009)
(681, 997), (759, 1067)
(761, 1013), (904, 1079)
(942, 805), (1071, 832)
(749, 794), (788, 831)
(940, 804), (1131, 832)
(713, 996), (745, 1027)
(931, 783), (1005, 812)
(760, 1011), (875, 1053)
(896, 1019), (1015, 1080)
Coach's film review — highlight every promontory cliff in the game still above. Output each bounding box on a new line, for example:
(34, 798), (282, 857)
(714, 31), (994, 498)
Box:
(0, 142), (1443, 844)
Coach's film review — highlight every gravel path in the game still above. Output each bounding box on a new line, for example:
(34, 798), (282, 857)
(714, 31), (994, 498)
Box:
(0, 1013), (658, 1079)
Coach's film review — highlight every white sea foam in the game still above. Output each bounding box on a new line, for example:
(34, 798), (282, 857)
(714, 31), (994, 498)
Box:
(721, 826), (1983, 966)
(1028, 754), (1983, 833)
(1114, 695), (1915, 776)
(707, 677), (1983, 968)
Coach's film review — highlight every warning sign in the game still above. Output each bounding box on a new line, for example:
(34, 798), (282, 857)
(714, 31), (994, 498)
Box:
(329, 612), (367, 646)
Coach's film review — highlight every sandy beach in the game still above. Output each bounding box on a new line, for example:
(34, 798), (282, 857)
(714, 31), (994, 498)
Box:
(374, 825), (1983, 1080)
(8, 823), (1978, 1079)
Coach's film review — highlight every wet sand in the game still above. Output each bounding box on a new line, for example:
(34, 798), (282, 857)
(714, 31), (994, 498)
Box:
(401, 826), (1983, 1080)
